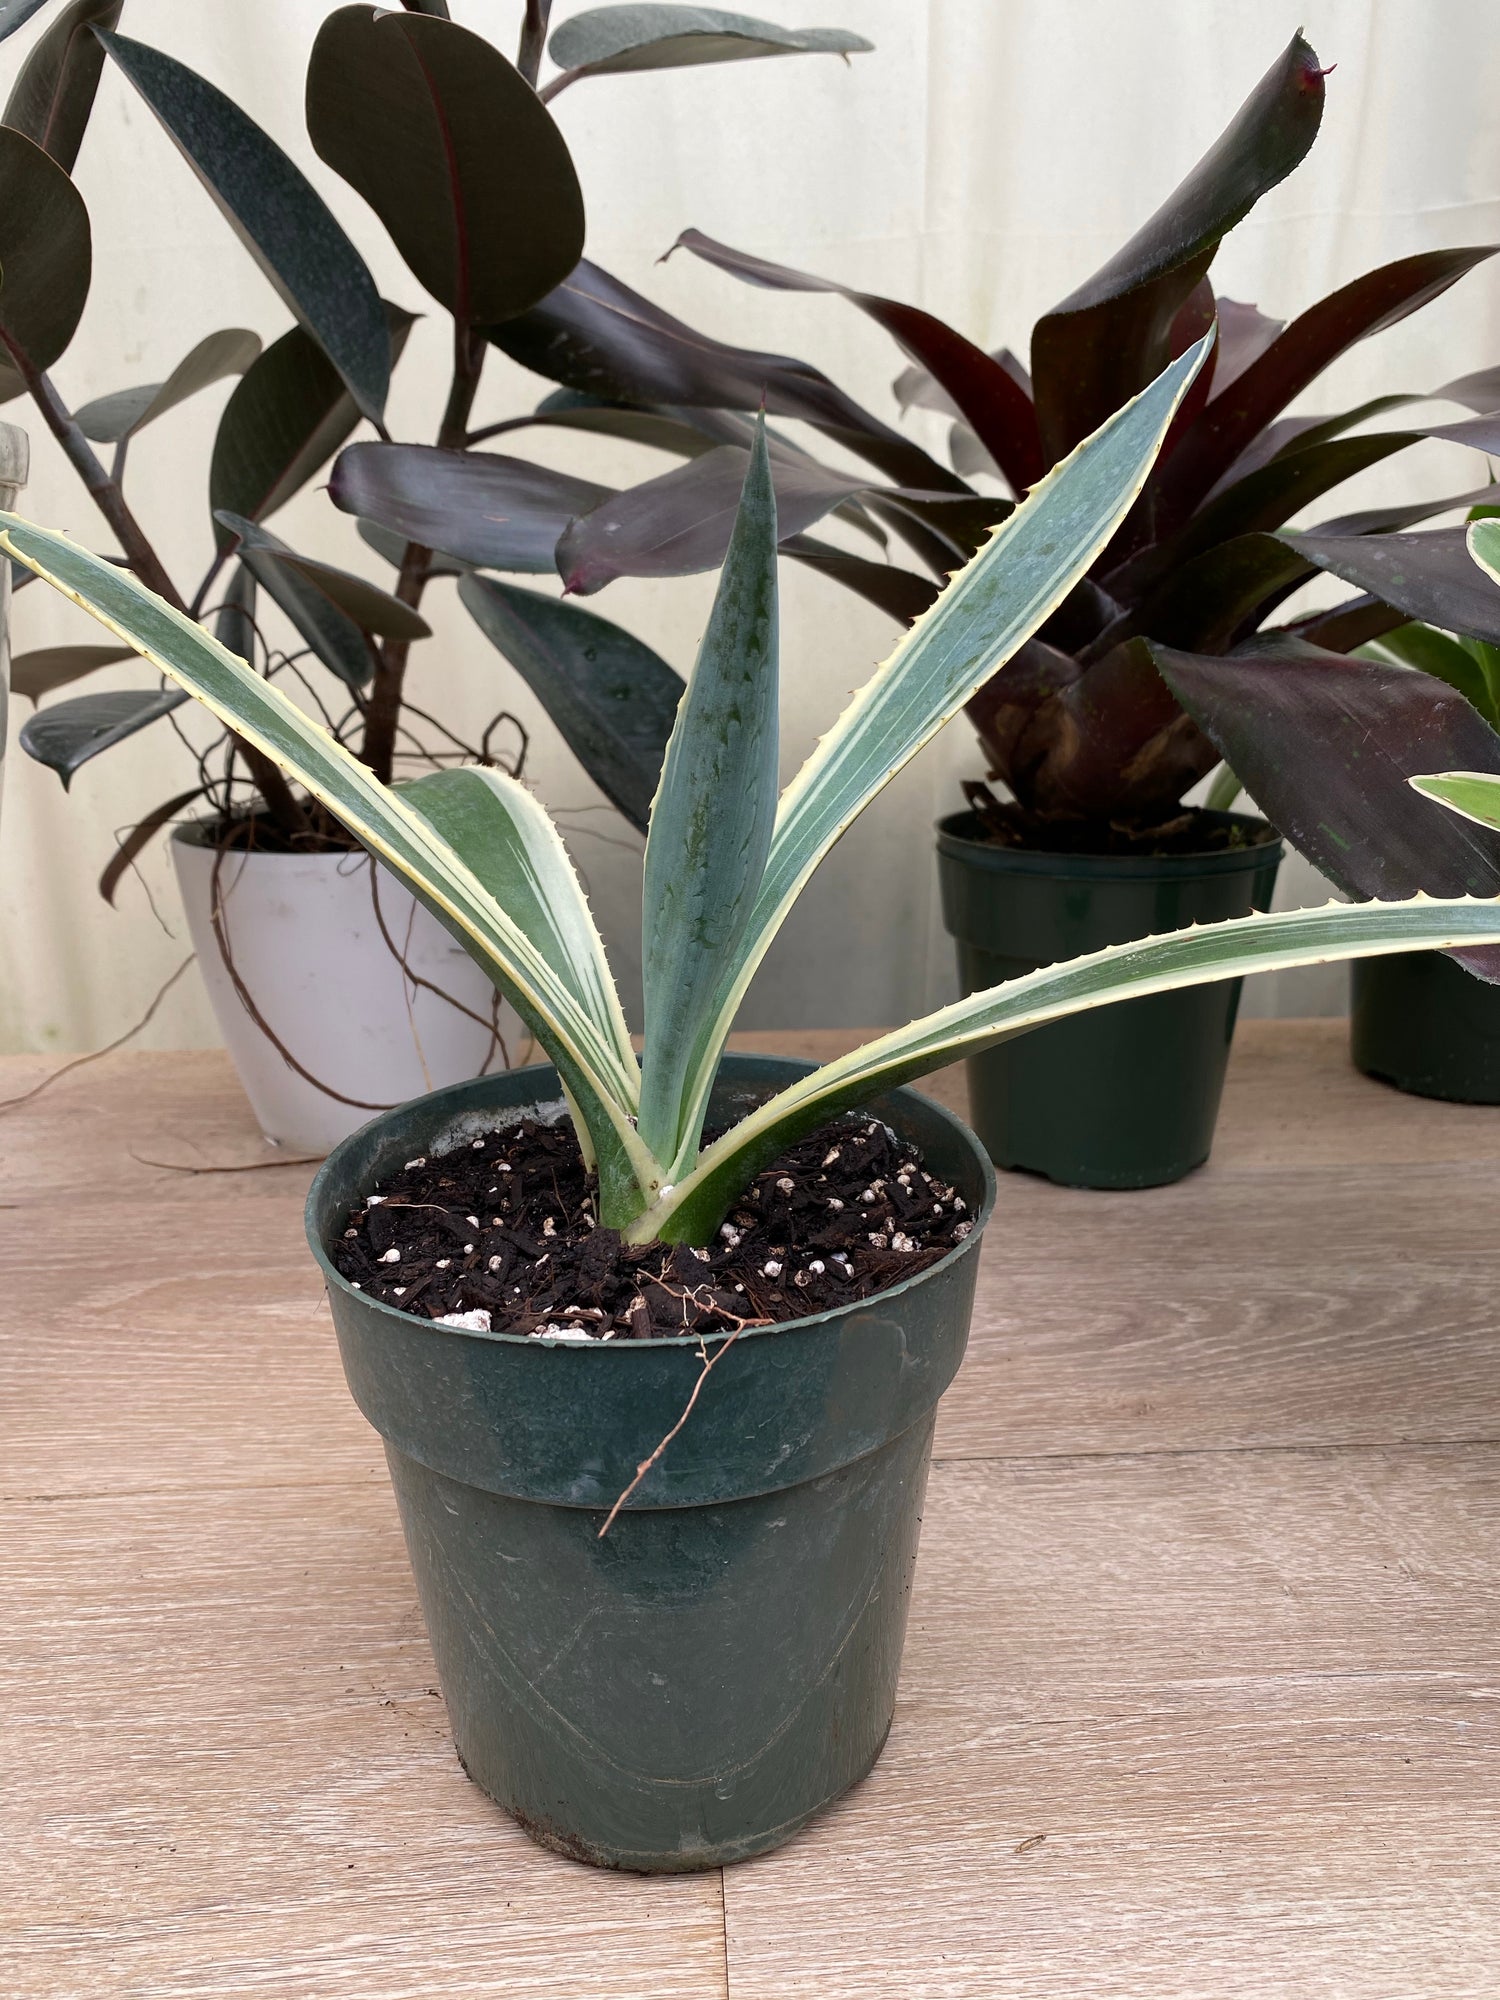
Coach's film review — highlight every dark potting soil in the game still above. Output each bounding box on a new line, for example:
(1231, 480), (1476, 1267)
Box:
(960, 782), (1277, 858)
(330, 1113), (975, 1341)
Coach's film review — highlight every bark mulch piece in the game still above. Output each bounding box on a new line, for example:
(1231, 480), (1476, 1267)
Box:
(330, 1111), (975, 1341)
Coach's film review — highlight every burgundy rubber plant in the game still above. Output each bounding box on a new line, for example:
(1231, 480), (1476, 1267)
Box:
(353, 29), (1500, 888)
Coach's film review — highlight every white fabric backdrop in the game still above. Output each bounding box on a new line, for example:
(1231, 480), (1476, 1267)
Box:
(4, 0), (1500, 1054)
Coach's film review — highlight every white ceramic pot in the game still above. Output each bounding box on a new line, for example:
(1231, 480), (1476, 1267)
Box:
(171, 823), (523, 1154)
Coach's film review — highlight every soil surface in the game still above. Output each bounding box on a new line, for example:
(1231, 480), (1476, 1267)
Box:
(330, 1113), (974, 1340)
(959, 782), (1277, 858)
(193, 801), (361, 857)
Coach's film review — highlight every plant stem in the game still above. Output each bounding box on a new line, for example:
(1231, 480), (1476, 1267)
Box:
(15, 356), (308, 836)
(359, 321), (485, 783)
(517, 0), (551, 86)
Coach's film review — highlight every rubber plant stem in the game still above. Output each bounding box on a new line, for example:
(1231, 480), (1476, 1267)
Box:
(359, 321), (486, 784)
(517, 0), (551, 87)
(14, 355), (309, 837)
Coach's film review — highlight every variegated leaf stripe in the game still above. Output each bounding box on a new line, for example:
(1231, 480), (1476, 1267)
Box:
(667, 333), (1215, 1167)
(1411, 769), (1500, 832)
(642, 892), (1500, 1241)
(0, 517), (658, 1215)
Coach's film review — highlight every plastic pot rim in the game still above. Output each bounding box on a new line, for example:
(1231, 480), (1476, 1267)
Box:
(935, 807), (1282, 882)
(305, 1053), (998, 1355)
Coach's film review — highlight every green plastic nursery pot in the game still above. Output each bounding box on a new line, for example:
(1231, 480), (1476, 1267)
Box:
(1351, 951), (1500, 1102)
(308, 1054), (995, 1873)
(936, 809), (1282, 1189)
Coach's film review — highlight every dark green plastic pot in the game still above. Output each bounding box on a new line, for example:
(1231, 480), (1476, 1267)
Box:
(307, 1055), (994, 1872)
(1352, 951), (1500, 1102)
(936, 809), (1282, 1189)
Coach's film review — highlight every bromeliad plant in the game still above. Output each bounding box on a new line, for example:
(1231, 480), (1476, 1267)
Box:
(1151, 518), (1500, 933)
(443, 30), (1500, 857)
(11, 348), (1500, 1244)
(3, 0), (871, 874)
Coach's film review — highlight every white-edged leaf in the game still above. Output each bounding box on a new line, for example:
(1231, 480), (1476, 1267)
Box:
(637, 416), (778, 1172)
(0, 513), (660, 1223)
(1410, 769), (1500, 832)
(663, 332), (1215, 1176)
(643, 891), (1500, 1242)
(399, 765), (635, 1083)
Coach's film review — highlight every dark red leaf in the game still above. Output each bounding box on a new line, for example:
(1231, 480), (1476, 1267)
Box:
(1001, 637), (1218, 820)
(555, 445), (999, 593)
(330, 442), (614, 571)
(1283, 528), (1500, 645)
(1030, 33), (1325, 460)
(488, 258), (967, 496)
(1150, 634), (1500, 976)
(780, 535), (939, 625)
(668, 227), (1044, 494)
(1158, 247), (1499, 523)
(99, 785), (206, 904)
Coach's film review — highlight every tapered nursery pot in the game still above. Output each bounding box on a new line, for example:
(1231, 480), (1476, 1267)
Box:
(308, 1054), (995, 1872)
(937, 810), (1282, 1189)
(1351, 951), (1500, 1102)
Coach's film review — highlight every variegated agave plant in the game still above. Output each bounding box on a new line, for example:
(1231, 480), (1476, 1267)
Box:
(9, 337), (1500, 1247)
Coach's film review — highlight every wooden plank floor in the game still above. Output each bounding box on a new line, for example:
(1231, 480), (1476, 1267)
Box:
(3, 1022), (1498, 1998)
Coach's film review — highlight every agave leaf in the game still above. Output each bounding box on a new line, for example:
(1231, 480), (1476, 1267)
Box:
(650, 891), (1500, 1241)
(638, 420), (779, 1172)
(331, 443), (613, 572)
(2, 0), (117, 171)
(555, 445), (1002, 593)
(399, 765), (634, 1080)
(1282, 528), (1500, 645)
(307, 7), (583, 326)
(546, 6), (870, 92)
(489, 259), (967, 496)
(0, 125), (90, 402)
(99, 783), (206, 905)
(1150, 632), (1500, 981)
(670, 227), (1044, 493)
(75, 328), (261, 444)
(1030, 33), (1324, 461)
(0, 513), (660, 1219)
(1412, 769), (1500, 831)
(1159, 247), (1498, 524)
(19, 685), (186, 783)
(98, 30), (392, 421)
(10, 641), (132, 701)
(209, 310), (414, 555)
(459, 574), (684, 833)
(638, 336), (1214, 1185)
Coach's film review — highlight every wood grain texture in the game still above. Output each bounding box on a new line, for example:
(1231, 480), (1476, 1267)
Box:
(3, 1024), (1500, 1996)
(721, 1449), (1500, 2000)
